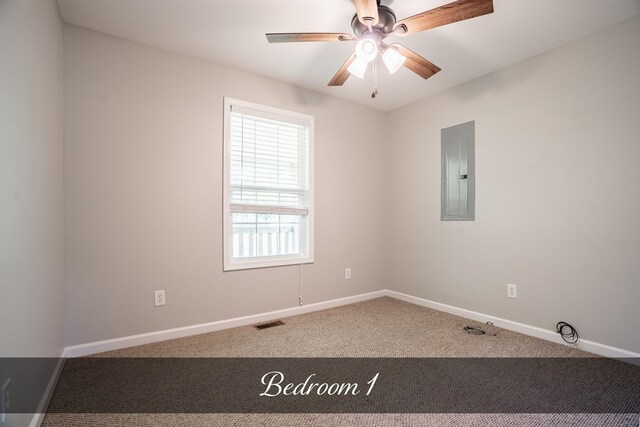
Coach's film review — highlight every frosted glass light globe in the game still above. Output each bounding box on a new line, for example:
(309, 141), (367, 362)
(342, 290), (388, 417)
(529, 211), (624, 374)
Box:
(355, 39), (378, 63)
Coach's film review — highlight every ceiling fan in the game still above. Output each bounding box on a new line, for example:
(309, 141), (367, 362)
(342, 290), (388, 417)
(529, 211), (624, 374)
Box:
(266, 0), (494, 95)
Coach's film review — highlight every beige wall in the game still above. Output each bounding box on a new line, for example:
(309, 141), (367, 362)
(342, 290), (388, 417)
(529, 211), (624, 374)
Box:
(0, 0), (65, 357)
(63, 16), (640, 353)
(387, 16), (640, 353)
(63, 25), (389, 346)
(0, 1), (64, 424)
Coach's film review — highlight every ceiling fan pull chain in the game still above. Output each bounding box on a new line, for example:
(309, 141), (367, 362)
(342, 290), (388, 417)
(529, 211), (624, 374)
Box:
(371, 60), (378, 99)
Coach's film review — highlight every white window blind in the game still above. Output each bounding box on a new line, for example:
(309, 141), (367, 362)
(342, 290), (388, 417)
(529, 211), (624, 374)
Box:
(229, 105), (309, 214)
(223, 98), (314, 271)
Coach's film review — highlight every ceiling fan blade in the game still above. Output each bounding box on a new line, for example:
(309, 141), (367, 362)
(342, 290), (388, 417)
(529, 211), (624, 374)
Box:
(353, 0), (379, 26)
(394, 0), (493, 35)
(328, 53), (357, 87)
(390, 44), (441, 80)
(266, 33), (354, 43)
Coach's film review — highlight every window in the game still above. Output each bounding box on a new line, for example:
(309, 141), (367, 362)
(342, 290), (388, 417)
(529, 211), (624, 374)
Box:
(223, 98), (314, 271)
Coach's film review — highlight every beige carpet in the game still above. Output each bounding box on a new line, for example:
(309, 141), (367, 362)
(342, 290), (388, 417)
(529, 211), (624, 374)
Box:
(43, 297), (638, 426)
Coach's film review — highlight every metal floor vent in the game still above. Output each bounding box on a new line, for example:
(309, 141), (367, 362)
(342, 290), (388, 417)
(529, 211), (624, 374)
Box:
(254, 320), (285, 330)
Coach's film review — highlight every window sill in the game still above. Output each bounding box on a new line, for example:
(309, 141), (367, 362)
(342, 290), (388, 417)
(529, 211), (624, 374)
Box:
(224, 256), (314, 272)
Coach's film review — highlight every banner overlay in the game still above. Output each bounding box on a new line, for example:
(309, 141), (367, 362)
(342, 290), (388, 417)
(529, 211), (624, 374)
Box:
(1, 358), (638, 413)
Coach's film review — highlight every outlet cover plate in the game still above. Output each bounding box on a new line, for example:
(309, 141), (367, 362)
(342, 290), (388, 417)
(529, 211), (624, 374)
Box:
(507, 284), (518, 299)
(154, 290), (166, 307)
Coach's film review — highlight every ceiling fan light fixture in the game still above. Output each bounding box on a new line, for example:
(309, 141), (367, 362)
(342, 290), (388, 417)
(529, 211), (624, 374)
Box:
(347, 56), (368, 79)
(382, 47), (406, 74)
(355, 38), (378, 63)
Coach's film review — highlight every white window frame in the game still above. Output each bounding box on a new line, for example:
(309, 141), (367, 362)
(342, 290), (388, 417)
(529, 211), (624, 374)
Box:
(223, 97), (314, 271)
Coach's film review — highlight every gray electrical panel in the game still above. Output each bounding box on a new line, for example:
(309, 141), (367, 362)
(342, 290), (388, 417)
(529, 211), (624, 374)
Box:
(441, 121), (475, 221)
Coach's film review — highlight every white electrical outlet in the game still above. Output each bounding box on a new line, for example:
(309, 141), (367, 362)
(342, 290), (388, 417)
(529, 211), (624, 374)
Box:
(154, 290), (166, 307)
(507, 284), (518, 299)
(345, 268), (352, 280)
(1, 378), (11, 424)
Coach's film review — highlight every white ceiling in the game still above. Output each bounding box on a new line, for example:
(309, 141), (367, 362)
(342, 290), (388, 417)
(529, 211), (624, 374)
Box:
(57, 0), (640, 111)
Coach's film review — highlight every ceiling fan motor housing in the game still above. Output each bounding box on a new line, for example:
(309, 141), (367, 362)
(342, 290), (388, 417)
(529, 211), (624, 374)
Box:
(351, 5), (397, 37)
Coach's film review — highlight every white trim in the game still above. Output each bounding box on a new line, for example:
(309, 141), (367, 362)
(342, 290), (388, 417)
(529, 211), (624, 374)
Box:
(28, 349), (66, 427)
(223, 255), (314, 271)
(386, 290), (640, 359)
(63, 289), (640, 360)
(64, 290), (386, 358)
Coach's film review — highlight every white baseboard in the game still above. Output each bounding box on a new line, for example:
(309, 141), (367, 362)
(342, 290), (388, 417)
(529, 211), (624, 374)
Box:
(386, 290), (640, 359)
(65, 290), (387, 358)
(29, 350), (66, 427)
(64, 288), (639, 360)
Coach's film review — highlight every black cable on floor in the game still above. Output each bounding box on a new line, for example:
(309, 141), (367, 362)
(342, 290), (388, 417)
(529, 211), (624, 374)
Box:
(463, 322), (497, 337)
(556, 321), (579, 344)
